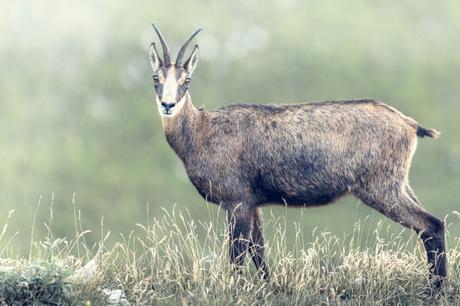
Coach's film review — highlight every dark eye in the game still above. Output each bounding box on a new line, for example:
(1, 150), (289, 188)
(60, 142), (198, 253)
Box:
(184, 77), (191, 86)
(152, 75), (159, 83)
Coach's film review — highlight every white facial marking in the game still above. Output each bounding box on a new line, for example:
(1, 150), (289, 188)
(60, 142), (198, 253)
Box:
(162, 66), (178, 103)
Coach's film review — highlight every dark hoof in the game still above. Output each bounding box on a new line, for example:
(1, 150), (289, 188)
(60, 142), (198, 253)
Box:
(428, 276), (447, 296)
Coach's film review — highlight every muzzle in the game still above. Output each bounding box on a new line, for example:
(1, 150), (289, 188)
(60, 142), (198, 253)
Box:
(161, 102), (176, 115)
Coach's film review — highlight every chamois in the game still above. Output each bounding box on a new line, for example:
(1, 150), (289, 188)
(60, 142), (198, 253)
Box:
(148, 23), (447, 289)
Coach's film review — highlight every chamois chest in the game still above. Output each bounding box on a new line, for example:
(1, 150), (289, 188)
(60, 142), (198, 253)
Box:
(181, 145), (247, 204)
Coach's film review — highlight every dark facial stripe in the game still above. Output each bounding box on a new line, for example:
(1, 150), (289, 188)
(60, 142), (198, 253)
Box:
(175, 67), (189, 103)
(153, 67), (168, 99)
(176, 83), (189, 103)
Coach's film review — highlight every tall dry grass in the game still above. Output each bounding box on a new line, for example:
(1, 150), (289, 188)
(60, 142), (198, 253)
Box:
(1, 204), (460, 305)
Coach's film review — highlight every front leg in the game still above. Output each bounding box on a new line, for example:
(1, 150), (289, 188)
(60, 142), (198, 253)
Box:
(227, 203), (254, 270)
(249, 207), (270, 279)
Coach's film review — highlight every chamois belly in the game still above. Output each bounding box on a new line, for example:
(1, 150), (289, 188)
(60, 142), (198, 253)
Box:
(262, 187), (349, 207)
(253, 154), (353, 207)
(255, 178), (350, 207)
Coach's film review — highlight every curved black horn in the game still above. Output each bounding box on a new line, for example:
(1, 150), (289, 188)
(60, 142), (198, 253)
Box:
(151, 23), (171, 66)
(175, 27), (203, 67)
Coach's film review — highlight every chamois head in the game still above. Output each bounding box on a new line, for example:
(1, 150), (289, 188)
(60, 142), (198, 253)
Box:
(149, 23), (202, 118)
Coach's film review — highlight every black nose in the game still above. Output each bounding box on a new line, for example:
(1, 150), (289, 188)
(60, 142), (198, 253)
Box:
(161, 102), (176, 111)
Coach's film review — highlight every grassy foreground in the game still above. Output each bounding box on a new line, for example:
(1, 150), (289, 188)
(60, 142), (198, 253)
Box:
(1, 207), (460, 305)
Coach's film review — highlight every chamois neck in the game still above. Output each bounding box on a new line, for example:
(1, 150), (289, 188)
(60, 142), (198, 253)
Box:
(162, 92), (205, 162)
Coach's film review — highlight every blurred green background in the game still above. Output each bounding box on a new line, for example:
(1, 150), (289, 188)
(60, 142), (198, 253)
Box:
(1, 0), (459, 253)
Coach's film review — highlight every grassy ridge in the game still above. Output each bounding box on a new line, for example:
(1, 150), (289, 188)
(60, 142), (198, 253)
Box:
(1, 208), (460, 305)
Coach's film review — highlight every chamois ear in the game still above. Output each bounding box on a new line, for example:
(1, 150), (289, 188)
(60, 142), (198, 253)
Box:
(184, 44), (199, 75)
(149, 42), (162, 71)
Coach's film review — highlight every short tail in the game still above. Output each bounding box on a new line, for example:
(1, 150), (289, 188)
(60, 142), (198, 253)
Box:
(417, 126), (440, 138)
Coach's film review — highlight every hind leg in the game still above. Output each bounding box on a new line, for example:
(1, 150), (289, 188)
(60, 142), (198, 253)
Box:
(355, 187), (447, 289)
(405, 184), (421, 205)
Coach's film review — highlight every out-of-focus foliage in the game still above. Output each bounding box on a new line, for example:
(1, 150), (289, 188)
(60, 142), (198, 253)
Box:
(0, 0), (459, 252)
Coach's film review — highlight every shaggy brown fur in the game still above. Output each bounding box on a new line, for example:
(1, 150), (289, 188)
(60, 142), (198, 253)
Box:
(148, 25), (446, 289)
